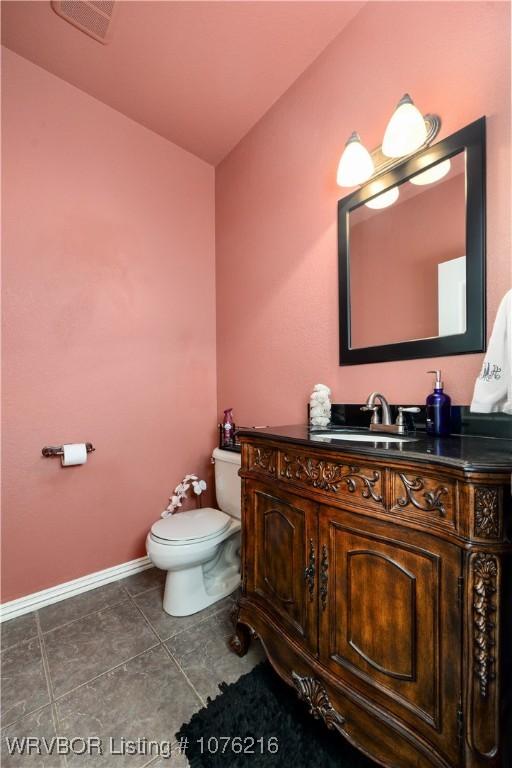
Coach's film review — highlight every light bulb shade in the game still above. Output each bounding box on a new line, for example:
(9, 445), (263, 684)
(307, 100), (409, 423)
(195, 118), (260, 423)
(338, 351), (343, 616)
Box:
(365, 186), (399, 210)
(409, 158), (451, 186)
(336, 132), (374, 187)
(382, 94), (428, 158)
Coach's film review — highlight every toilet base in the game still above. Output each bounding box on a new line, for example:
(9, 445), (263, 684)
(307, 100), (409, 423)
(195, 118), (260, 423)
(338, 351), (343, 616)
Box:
(162, 565), (240, 616)
(161, 532), (241, 617)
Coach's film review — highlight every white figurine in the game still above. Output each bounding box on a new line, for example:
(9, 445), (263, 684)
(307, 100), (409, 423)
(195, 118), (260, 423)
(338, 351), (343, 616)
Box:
(309, 384), (332, 426)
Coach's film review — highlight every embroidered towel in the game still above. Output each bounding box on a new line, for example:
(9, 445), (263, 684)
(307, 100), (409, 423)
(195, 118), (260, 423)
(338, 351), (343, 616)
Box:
(470, 289), (512, 414)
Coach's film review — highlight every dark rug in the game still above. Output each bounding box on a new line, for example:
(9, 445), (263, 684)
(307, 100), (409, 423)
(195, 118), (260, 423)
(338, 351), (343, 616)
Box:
(176, 662), (378, 767)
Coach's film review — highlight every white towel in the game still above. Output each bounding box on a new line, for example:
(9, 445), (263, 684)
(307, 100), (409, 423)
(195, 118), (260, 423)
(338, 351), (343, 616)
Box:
(470, 289), (512, 414)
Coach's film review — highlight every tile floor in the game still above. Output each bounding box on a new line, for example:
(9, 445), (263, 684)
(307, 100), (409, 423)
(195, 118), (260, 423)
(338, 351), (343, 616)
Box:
(1, 569), (264, 767)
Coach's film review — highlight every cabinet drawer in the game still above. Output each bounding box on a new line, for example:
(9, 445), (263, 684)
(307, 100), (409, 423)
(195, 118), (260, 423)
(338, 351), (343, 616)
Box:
(389, 471), (457, 532)
(278, 448), (385, 511)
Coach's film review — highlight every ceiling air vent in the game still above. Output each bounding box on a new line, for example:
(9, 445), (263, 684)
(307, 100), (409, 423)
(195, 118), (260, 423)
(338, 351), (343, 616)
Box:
(51, 1), (116, 44)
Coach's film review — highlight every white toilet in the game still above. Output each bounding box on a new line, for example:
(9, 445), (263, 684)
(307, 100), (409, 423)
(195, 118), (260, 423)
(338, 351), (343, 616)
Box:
(146, 448), (241, 616)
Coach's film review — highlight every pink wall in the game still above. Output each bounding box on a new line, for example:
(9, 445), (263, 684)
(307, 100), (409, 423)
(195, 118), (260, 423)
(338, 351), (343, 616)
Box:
(1, 49), (216, 602)
(216, 1), (511, 427)
(2, 2), (511, 603)
(350, 173), (465, 348)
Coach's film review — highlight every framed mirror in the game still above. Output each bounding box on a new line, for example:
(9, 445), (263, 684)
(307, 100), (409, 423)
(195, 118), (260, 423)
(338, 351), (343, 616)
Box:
(338, 117), (486, 365)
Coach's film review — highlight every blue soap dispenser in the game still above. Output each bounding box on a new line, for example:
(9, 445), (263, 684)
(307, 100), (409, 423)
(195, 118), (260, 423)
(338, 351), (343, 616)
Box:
(426, 370), (451, 437)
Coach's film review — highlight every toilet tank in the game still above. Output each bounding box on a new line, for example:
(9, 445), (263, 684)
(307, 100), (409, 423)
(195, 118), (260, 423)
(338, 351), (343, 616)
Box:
(212, 447), (241, 519)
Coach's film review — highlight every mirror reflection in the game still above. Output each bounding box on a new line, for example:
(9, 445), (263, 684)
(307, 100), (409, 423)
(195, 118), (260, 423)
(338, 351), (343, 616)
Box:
(349, 152), (466, 349)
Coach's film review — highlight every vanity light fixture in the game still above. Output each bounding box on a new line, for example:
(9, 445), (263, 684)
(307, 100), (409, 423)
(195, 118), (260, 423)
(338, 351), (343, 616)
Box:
(365, 186), (399, 210)
(382, 94), (428, 158)
(336, 132), (374, 187)
(337, 94), (440, 188)
(409, 158), (451, 186)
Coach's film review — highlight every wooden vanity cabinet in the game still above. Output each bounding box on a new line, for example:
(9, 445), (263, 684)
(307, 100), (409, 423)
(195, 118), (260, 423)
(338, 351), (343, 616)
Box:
(231, 438), (511, 768)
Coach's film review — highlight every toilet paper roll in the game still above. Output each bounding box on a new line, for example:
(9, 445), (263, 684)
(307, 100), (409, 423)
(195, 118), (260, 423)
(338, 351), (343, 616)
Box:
(61, 443), (88, 467)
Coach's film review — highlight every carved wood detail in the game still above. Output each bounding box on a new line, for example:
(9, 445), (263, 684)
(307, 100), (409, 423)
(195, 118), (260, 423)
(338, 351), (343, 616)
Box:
(250, 446), (276, 476)
(320, 544), (328, 611)
(304, 538), (315, 602)
(291, 672), (345, 732)
(474, 487), (500, 539)
(472, 553), (498, 699)
(281, 454), (382, 502)
(396, 473), (448, 517)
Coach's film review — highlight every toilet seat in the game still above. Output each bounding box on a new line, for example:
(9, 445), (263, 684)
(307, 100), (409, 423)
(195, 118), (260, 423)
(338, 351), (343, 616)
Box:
(150, 508), (231, 546)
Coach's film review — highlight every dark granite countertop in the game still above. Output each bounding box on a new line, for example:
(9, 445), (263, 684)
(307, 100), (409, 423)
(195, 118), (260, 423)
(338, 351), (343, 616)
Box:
(237, 424), (512, 474)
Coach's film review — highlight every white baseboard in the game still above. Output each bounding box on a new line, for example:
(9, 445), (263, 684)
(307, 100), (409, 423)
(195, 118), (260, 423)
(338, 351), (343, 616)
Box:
(0, 556), (153, 622)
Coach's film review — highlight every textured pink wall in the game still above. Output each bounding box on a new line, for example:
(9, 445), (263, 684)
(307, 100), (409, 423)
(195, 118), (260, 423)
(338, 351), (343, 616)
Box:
(216, 1), (511, 427)
(350, 173), (465, 348)
(1, 49), (216, 602)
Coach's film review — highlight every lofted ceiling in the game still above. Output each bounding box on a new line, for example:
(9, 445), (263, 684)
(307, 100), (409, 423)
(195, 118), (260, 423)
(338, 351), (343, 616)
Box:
(1, 1), (364, 164)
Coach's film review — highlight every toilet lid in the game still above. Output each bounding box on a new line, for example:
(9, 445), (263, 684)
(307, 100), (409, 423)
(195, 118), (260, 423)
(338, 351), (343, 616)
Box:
(150, 508), (231, 544)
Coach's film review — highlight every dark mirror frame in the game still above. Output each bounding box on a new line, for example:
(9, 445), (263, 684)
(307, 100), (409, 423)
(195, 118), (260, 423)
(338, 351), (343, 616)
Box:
(338, 117), (486, 365)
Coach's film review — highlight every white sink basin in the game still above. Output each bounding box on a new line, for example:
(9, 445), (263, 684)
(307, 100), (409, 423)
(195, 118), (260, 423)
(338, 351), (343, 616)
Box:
(311, 432), (417, 443)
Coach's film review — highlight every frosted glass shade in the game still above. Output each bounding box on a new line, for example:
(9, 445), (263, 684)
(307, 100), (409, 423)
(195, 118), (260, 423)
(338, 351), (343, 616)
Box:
(336, 132), (374, 187)
(410, 158), (451, 186)
(365, 186), (399, 210)
(382, 94), (428, 158)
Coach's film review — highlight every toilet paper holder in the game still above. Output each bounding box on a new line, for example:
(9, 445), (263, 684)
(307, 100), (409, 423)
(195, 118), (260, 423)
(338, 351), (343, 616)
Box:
(42, 443), (95, 457)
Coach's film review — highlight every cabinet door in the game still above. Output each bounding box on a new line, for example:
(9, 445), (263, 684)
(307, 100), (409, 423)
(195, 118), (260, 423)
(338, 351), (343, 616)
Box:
(245, 482), (318, 653)
(319, 507), (462, 766)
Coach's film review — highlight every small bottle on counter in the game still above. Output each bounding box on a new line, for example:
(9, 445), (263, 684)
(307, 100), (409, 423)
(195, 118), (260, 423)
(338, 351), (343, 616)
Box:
(222, 408), (235, 447)
(425, 370), (451, 437)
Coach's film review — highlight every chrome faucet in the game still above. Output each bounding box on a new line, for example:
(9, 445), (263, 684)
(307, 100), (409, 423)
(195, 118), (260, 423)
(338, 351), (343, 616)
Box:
(361, 392), (420, 435)
(361, 392), (393, 426)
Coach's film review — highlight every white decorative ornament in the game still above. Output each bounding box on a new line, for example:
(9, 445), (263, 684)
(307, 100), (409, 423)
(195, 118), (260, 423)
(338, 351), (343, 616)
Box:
(161, 473), (207, 517)
(309, 384), (332, 427)
(193, 480), (207, 495)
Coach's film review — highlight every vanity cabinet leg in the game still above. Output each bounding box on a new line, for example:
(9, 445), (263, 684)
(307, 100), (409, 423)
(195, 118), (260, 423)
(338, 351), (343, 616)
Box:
(229, 601), (252, 657)
(463, 550), (508, 767)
